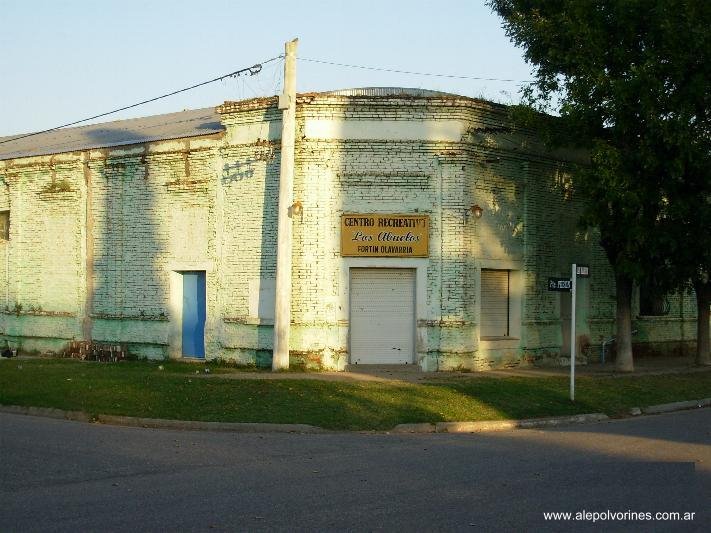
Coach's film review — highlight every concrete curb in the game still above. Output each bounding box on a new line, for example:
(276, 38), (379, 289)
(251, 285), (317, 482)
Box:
(0, 404), (92, 423)
(0, 405), (328, 433)
(435, 420), (520, 433)
(391, 413), (609, 434)
(639, 397), (711, 415)
(2, 398), (709, 434)
(95, 414), (329, 433)
(390, 423), (436, 433)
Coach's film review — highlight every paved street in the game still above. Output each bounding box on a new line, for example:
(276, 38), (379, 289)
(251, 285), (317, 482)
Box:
(1, 409), (709, 532)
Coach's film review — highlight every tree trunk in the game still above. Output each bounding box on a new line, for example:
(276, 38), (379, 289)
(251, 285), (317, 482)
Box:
(615, 273), (634, 372)
(694, 280), (711, 366)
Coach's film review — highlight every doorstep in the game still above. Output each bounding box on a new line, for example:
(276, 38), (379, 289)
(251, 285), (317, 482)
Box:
(345, 364), (423, 376)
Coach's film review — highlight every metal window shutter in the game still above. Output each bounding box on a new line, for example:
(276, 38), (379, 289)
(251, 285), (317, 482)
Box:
(480, 269), (509, 337)
(350, 268), (416, 364)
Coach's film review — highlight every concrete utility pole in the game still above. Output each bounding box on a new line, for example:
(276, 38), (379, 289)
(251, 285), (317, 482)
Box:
(272, 38), (298, 371)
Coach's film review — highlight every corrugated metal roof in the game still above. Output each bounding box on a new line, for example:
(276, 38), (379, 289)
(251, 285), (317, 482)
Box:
(323, 87), (457, 97)
(0, 107), (223, 161)
(0, 88), (466, 162)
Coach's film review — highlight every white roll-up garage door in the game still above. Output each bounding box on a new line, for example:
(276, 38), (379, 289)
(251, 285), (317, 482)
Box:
(350, 268), (416, 364)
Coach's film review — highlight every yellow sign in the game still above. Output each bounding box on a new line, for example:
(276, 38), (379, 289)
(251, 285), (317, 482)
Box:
(341, 214), (429, 257)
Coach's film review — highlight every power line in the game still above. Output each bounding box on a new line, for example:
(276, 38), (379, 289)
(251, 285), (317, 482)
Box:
(0, 55), (283, 146)
(299, 57), (533, 83)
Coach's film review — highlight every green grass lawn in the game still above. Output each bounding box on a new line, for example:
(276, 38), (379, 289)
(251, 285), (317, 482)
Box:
(1, 358), (710, 430)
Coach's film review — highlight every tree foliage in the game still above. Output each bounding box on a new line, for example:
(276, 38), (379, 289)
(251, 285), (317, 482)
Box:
(489, 0), (711, 368)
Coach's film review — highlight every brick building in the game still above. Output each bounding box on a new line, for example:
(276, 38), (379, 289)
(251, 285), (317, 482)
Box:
(0, 88), (698, 369)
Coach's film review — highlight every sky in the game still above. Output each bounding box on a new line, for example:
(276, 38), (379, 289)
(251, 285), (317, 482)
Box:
(0, 0), (533, 137)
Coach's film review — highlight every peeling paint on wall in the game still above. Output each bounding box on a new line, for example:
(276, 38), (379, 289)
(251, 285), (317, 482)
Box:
(0, 90), (698, 367)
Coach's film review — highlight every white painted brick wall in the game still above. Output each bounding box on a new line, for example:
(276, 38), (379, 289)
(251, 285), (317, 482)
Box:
(0, 93), (699, 366)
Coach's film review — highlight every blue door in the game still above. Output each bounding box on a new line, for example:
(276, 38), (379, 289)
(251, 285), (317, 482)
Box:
(182, 271), (206, 358)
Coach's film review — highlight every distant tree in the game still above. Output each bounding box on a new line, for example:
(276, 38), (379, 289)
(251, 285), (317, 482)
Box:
(693, 280), (711, 366)
(661, 171), (711, 366)
(489, 0), (711, 371)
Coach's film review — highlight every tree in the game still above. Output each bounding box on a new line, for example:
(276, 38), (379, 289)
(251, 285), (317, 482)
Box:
(661, 169), (711, 366)
(489, 0), (711, 371)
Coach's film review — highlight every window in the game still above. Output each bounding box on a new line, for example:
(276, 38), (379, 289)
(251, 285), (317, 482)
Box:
(0, 211), (8, 241)
(639, 281), (669, 316)
(480, 269), (510, 337)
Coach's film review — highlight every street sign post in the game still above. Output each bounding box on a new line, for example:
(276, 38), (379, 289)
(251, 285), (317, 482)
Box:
(546, 264), (590, 401)
(547, 278), (571, 292)
(576, 265), (590, 277)
(570, 263), (577, 402)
